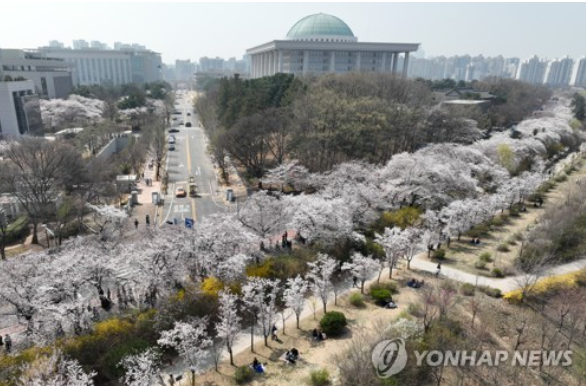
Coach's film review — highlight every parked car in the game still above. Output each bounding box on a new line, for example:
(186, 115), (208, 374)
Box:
(168, 128), (180, 133)
(175, 187), (186, 198)
(185, 122), (192, 127)
(168, 144), (175, 151)
(168, 136), (176, 144)
(187, 112), (191, 116)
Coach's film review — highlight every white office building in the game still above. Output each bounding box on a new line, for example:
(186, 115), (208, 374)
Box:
(0, 80), (43, 138)
(572, 57), (586, 87)
(247, 13), (419, 78)
(36, 45), (162, 86)
(0, 48), (74, 98)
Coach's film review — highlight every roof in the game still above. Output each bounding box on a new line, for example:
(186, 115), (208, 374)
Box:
(287, 13), (355, 39)
(444, 87), (495, 100)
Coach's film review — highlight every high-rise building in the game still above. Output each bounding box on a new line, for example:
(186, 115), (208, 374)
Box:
(49, 40), (64, 48)
(573, 57), (586, 87)
(36, 44), (162, 86)
(72, 40), (89, 50)
(544, 56), (573, 87)
(175, 59), (196, 81)
(247, 13), (418, 78)
(0, 79), (43, 138)
(517, 55), (548, 84)
(0, 48), (74, 98)
(198, 56), (225, 72)
(90, 41), (109, 50)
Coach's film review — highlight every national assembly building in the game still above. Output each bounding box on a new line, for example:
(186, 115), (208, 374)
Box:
(246, 13), (419, 79)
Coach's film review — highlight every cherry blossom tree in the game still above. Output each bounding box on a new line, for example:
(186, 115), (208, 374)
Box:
(261, 160), (310, 191)
(285, 194), (353, 246)
(18, 350), (96, 386)
(307, 253), (338, 313)
(341, 252), (380, 293)
(40, 95), (105, 129)
(283, 275), (309, 328)
(119, 348), (164, 386)
(216, 290), (242, 366)
(402, 227), (424, 269)
(236, 190), (289, 240)
(242, 277), (281, 348)
(375, 227), (409, 279)
(157, 317), (212, 379)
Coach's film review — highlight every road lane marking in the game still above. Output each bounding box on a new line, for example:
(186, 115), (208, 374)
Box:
(185, 127), (197, 222)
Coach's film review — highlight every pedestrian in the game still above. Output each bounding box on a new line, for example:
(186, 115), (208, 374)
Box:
(352, 276), (358, 288)
(271, 324), (278, 341)
(169, 374), (175, 386)
(0, 334), (3, 348)
(4, 334), (11, 353)
(146, 214), (150, 226)
(134, 219), (139, 229)
(436, 262), (442, 277)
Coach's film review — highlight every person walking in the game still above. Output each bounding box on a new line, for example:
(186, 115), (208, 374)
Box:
(435, 262), (442, 277)
(4, 334), (12, 353)
(134, 219), (139, 229)
(352, 276), (358, 288)
(271, 324), (278, 341)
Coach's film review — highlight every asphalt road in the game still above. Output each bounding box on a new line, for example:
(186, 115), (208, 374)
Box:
(160, 91), (227, 226)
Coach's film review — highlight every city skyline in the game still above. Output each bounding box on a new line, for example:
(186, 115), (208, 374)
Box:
(0, 3), (585, 63)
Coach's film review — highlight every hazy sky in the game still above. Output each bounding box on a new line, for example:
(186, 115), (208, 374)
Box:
(1, 2), (584, 63)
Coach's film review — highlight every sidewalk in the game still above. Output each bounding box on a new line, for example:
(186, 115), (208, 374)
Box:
(125, 163), (163, 233)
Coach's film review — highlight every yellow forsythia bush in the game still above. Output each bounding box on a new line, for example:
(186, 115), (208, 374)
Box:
(504, 271), (586, 303)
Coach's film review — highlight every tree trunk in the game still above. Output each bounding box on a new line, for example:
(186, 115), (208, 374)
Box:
(228, 345), (234, 366)
(296, 314), (300, 329)
(322, 300), (327, 314)
(360, 281), (365, 294)
(264, 333), (268, 347)
(250, 324), (255, 353)
(32, 221), (39, 244)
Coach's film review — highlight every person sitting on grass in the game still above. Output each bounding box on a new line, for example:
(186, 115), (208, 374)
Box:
(290, 348), (299, 360)
(312, 328), (319, 340)
(285, 350), (297, 365)
(385, 300), (398, 309)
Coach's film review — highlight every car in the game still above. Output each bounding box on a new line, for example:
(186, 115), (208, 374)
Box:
(185, 122), (192, 127)
(168, 144), (175, 151)
(168, 137), (176, 144)
(178, 121), (184, 125)
(175, 187), (186, 198)
(168, 128), (180, 133)
(172, 117), (178, 121)
(187, 112), (191, 116)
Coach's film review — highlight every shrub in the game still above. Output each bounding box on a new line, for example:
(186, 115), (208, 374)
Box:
(474, 260), (487, 270)
(235, 366), (254, 384)
(3, 215), (30, 245)
(432, 249), (446, 260)
(465, 223), (491, 238)
(504, 271), (586, 303)
(478, 285), (502, 298)
(513, 232), (524, 241)
(479, 252), (493, 263)
(201, 277), (224, 296)
(320, 311), (348, 337)
(496, 244), (510, 252)
(490, 216), (505, 227)
(374, 207), (423, 231)
(348, 292), (365, 307)
(491, 268), (505, 278)
(310, 368), (330, 386)
(369, 282), (399, 295)
(407, 303), (423, 317)
(460, 283), (476, 296)
(506, 236), (517, 246)
(370, 289), (392, 305)
(554, 173), (568, 183)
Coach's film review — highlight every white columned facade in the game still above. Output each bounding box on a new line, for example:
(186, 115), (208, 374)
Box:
(329, 51), (336, 72)
(392, 52), (399, 73)
(403, 51), (410, 76)
(356, 52), (361, 71)
(381, 52), (387, 72)
(303, 50), (309, 74)
(278, 50), (283, 73)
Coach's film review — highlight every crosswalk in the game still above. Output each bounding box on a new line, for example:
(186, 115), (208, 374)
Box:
(174, 204), (191, 214)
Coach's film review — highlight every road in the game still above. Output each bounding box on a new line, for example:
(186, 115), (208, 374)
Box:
(160, 91), (227, 226)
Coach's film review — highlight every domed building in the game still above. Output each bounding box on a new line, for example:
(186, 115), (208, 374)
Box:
(247, 13), (419, 78)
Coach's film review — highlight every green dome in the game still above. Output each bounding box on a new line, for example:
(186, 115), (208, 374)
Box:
(287, 14), (356, 41)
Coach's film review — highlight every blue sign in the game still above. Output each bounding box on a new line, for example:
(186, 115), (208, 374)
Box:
(185, 218), (194, 228)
